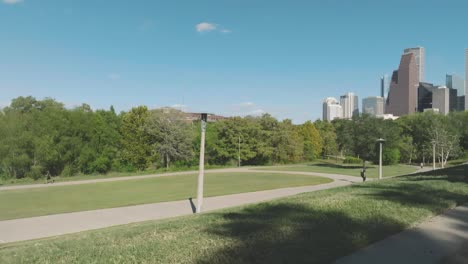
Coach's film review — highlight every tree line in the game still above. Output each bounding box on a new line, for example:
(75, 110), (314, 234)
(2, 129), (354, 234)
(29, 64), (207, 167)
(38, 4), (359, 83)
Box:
(1, 96), (467, 180)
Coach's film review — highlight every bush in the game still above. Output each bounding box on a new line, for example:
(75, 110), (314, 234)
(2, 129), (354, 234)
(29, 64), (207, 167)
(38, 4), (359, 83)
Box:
(25, 165), (44, 180)
(61, 165), (77, 177)
(382, 148), (400, 165)
(343, 156), (362, 164)
(90, 156), (111, 174)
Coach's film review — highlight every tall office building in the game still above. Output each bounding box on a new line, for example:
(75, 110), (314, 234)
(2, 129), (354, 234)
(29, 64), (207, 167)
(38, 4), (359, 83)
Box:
(340, 92), (359, 119)
(418, 83), (455, 115)
(433, 86), (450, 115)
(322, 97), (342, 121)
(446, 74), (465, 111)
(418, 82), (437, 111)
(404, 47), (425, 81)
(446, 74), (465, 96)
(380, 76), (385, 98)
(386, 52), (419, 116)
(466, 49), (468, 110)
(362, 96), (384, 116)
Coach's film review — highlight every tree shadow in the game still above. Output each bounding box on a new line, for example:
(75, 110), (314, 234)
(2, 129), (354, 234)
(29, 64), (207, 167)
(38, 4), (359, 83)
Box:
(196, 203), (406, 264)
(401, 165), (468, 184)
(309, 163), (367, 170)
(353, 183), (468, 212)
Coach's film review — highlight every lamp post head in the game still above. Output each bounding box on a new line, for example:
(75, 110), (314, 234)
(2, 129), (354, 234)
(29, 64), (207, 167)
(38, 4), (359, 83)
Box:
(376, 138), (386, 143)
(200, 113), (208, 122)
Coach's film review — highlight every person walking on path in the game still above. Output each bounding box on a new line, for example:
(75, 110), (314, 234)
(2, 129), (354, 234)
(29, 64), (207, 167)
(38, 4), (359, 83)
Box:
(360, 168), (366, 182)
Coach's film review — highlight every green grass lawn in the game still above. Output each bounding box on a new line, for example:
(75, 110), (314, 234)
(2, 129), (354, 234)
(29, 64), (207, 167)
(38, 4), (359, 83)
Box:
(255, 161), (418, 178)
(0, 165), (466, 264)
(0, 164), (233, 187)
(0, 172), (331, 221)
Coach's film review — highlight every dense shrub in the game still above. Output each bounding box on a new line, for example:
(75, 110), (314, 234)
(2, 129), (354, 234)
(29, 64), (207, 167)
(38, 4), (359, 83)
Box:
(343, 156), (362, 164)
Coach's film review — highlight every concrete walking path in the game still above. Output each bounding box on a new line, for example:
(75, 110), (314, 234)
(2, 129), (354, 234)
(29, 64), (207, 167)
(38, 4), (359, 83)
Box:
(0, 170), (359, 243)
(335, 204), (468, 264)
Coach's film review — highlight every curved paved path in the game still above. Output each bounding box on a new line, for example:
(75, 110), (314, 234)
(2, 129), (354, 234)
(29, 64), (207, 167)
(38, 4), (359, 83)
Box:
(0, 169), (361, 243)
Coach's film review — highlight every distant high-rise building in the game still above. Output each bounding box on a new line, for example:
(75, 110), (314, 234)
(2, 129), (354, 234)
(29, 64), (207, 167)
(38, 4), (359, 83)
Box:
(404, 47), (425, 81)
(446, 74), (465, 96)
(466, 49), (468, 110)
(322, 97), (342, 121)
(362, 96), (384, 116)
(418, 82), (437, 111)
(340, 92), (359, 119)
(386, 52), (419, 116)
(417, 83), (454, 115)
(380, 76), (385, 98)
(433, 86), (450, 115)
(446, 74), (465, 111)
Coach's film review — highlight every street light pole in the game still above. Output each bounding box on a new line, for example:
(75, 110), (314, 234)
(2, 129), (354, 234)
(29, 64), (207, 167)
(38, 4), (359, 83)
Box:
(377, 138), (385, 180)
(196, 113), (208, 213)
(238, 136), (241, 167)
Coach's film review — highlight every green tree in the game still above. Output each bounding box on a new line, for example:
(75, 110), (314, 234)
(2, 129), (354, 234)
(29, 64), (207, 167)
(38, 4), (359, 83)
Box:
(300, 121), (323, 160)
(145, 109), (193, 169)
(314, 120), (338, 159)
(120, 106), (152, 170)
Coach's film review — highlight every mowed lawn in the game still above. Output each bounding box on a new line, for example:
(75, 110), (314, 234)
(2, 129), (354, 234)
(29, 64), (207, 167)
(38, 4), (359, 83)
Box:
(0, 172), (331, 221)
(255, 162), (418, 178)
(0, 165), (466, 264)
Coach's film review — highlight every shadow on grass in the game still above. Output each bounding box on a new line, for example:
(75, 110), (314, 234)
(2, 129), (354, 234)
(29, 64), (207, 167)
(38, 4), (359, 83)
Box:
(309, 163), (366, 170)
(402, 164), (468, 183)
(354, 182), (468, 212)
(197, 203), (405, 264)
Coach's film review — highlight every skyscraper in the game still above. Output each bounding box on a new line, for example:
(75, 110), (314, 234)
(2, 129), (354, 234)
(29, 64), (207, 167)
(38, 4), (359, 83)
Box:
(386, 52), (419, 116)
(380, 76), (385, 98)
(446, 74), (465, 96)
(432, 86), (450, 115)
(340, 92), (359, 119)
(322, 97), (342, 121)
(404, 47), (425, 82)
(446, 74), (465, 111)
(466, 49), (468, 110)
(362, 96), (384, 116)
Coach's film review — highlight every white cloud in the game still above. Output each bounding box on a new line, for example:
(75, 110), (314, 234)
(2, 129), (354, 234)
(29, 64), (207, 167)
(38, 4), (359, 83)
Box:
(196, 22), (217, 33)
(195, 22), (232, 34)
(107, 73), (120, 80)
(230, 102), (265, 117)
(2, 0), (23, 4)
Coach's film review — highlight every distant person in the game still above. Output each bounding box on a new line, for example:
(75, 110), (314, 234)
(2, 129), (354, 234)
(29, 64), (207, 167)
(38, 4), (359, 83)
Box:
(360, 168), (366, 182)
(420, 162), (424, 169)
(45, 171), (54, 184)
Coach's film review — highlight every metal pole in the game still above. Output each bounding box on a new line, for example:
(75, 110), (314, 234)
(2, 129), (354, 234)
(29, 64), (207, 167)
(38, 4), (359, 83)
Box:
(432, 143), (436, 170)
(196, 115), (207, 213)
(379, 142), (383, 180)
(238, 136), (241, 167)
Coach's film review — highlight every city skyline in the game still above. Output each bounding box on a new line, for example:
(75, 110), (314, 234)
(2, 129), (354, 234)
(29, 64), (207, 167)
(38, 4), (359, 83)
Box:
(1, 1), (468, 123)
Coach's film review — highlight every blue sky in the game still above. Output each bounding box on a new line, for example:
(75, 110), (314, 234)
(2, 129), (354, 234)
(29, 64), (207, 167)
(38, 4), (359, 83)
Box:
(1, 0), (467, 122)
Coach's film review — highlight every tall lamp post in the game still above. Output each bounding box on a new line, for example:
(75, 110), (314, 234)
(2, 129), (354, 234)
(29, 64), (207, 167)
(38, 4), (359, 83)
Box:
(238, 136), (241, 167)
(432, 140), (436, 170)
(196, 113), (208, 213)
(376, 138), (385, 180)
